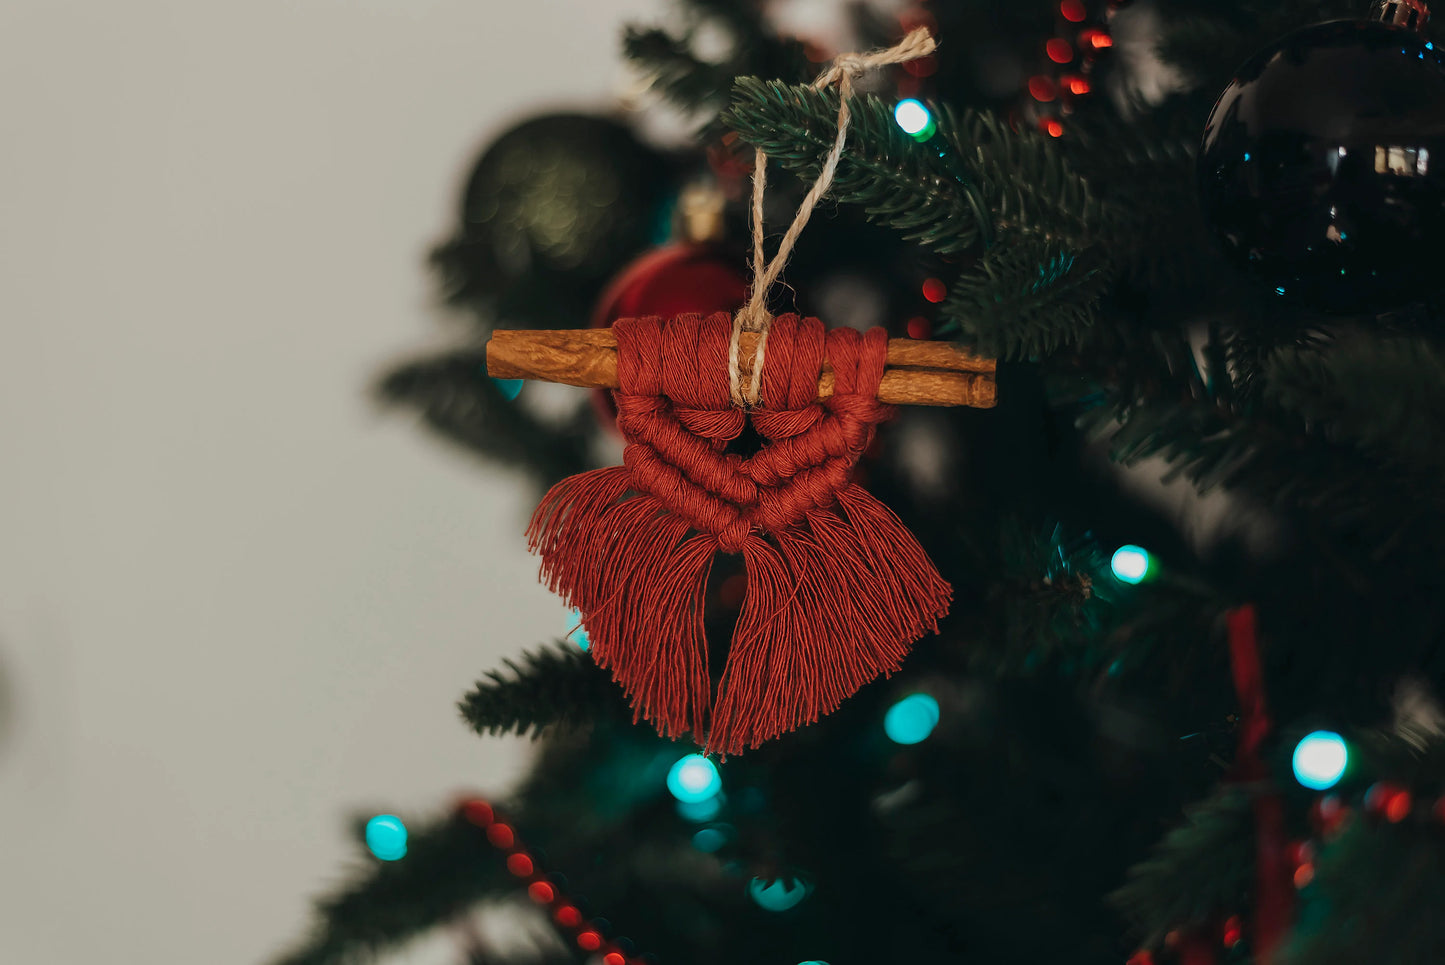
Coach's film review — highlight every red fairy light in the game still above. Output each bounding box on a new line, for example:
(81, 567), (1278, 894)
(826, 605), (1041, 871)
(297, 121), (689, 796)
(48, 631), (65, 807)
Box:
(1061, 0), (1087, 21)
(577, 930), (603, 952)
(506, 852), (534, 876)
(1046, 38), (1073, 63)
(528, 881), (556, 903)
(486, 823), (514, 848)
(554, 905), (583, 928)
(1028, 75), (1058, 102)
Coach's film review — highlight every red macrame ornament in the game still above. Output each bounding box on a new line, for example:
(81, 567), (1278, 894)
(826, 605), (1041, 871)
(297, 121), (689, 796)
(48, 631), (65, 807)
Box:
(528, 311), (950, 754)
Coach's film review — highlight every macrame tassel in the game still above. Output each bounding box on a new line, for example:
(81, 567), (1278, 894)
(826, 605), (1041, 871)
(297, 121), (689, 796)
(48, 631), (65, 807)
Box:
(707, 492), (951, 756)
(708, 534), (813, 755)
(527, 474), (714, 741)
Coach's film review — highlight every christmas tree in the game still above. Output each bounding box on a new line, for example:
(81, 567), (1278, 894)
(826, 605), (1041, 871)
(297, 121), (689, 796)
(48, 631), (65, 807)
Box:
(275, 1), (1445, 963)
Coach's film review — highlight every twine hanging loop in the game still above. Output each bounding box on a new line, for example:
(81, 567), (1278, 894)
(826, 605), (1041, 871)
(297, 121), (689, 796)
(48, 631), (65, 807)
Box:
(728, 27), (937, 407)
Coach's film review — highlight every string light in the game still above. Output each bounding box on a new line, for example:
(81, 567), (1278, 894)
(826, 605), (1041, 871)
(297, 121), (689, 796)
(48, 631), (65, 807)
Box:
(1046, 38), (1074, 63)
(921, 277), (947, 303)
(692, 827), (728, 852)
(493, 378), (524, 401)
(1060, 0), (1087, 21)
(1110, 545), (1153, 584)
(1044, 119), (1065, 138)
(884, 693), (940, 744)
(893, 99), (937, 140)
(676, 793), (724, 822)
(1292, 731), (1348, 790)
(667, 754), (722, 803)
(748, 876), (810, 911)
(1028, 75), (1058, 102)
(365, 814), (408, 861)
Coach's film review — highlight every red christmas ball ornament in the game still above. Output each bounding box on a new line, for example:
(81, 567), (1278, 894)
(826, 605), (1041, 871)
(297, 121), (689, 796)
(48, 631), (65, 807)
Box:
(588, 245), (749, 430)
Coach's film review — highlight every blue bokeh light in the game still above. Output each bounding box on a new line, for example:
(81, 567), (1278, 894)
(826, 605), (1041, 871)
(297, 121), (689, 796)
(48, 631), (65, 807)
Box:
(884, 693), (940, 745)
(676, 793), (724, 822)
(1110, 544), (1153, 584)
(365, 814), (408, 861)
(493, 378), (524, 401)
(692, 826), (728, 852)
(565, 608), (590, 651)
(893, 99), (936, 140)
(1293, 731), (1348, 790)
(749, 876), (809, 911)
(667, 754), (722, 803)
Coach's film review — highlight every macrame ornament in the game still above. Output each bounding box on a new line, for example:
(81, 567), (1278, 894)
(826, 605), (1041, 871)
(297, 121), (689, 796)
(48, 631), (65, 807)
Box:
(488, 29), (997, 755)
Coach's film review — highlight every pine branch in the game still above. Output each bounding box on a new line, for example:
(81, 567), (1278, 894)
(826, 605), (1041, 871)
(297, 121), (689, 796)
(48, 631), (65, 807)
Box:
(376, 350), (594, 486)
(1265, 336), (1445, 482)
(271, 814), (514, 965)
(1111, 785), (1256, 946)
(459, 643), (629, 738)
(723, 80), (1107, 254)
(622, 27), (736, 113)
(623, 1), (808, 121)
(940, 238), (1110, 358)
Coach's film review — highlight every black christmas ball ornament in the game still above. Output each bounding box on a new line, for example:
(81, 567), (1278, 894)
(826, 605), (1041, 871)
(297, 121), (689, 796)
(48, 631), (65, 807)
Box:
(433, 114), (670, 302)
(1199, 0), (1445, 313)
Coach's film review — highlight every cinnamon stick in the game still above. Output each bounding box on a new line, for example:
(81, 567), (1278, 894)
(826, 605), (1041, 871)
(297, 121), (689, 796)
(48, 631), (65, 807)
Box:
(485, 329), (997, 408)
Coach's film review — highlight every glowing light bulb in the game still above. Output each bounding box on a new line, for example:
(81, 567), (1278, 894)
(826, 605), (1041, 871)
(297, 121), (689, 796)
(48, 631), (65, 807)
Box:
(667, 754), (721, 803)
(894, 99), (936, 140)
(884, 693), (940, 745)
(1110, 545), (1153, 584)
(749, 876), (810, 911)
(365, 814), (408, 861)
(1293, 731), (1348, 790)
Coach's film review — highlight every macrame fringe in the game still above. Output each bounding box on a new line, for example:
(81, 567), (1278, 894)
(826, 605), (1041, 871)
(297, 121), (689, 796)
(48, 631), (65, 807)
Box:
(527, 469), (712, 741)
(707, 485), (951, 755)
(529, 470), (950, 755)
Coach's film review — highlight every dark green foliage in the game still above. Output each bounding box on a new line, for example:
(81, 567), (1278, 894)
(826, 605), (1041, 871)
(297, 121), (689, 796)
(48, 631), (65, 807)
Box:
(723, 80), (1107, 255)
(941, 239), (1110, 357)
(376, 351), (592, 485)
(723, 79), (991, 254)
(459, 643), (631, 738)
(1266, 336), (1445, 483)
(1112, 785), (1257, 946)
(273, 814), (516, 965)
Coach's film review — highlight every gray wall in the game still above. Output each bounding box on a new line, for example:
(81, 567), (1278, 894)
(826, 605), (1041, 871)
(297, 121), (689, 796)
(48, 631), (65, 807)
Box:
(0, 0), (663, 960)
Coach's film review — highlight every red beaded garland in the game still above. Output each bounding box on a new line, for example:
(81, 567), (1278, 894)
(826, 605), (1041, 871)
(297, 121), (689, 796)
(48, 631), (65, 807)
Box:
(455, 796), (640, 965)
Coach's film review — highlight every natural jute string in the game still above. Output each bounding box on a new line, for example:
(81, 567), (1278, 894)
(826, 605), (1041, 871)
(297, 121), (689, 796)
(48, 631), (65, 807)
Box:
(727, 26), (938, 407)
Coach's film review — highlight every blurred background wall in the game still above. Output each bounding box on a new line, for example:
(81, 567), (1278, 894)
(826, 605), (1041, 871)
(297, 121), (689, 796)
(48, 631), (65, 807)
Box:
(0, 1), (666, 960)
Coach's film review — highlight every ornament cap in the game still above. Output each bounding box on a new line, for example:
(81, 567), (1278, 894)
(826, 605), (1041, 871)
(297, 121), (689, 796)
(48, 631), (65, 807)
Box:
(1370, 0), (1431, 32)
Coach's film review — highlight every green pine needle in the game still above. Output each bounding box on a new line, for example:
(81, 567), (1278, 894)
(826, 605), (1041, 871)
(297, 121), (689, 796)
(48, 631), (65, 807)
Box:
(1111, 785), (1256, 946)
(459, 643), (629, 738)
